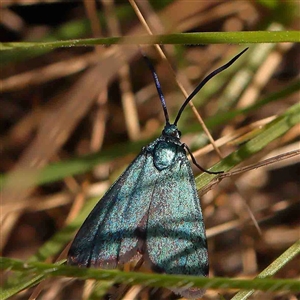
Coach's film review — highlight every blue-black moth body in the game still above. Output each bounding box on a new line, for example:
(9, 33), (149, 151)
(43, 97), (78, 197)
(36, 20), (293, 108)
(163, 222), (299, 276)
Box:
(68, 48), (248, 298)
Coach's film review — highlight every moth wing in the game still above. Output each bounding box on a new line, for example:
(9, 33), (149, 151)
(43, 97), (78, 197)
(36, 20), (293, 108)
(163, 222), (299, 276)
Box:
(68, 150), (160, 268)
(146, 150), (208, 298)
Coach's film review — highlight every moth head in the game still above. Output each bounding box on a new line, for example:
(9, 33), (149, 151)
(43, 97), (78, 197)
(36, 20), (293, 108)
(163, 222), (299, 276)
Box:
(162, 124), (181, 140)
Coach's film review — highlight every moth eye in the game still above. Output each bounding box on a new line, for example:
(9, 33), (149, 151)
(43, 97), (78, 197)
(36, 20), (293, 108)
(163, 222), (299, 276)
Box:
(172, 130), (180, 138)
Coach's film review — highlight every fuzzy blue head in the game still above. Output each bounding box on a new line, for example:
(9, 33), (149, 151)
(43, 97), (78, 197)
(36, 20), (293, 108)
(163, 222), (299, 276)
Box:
(162, 124), (181, 140)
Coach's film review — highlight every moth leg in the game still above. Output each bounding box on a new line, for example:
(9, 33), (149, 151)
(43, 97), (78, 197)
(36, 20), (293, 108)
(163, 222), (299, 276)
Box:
(182, 143), (223, 175)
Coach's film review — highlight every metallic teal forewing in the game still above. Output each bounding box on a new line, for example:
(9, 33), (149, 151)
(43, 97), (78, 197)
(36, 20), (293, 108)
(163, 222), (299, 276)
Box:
(68, 150), (159, 268)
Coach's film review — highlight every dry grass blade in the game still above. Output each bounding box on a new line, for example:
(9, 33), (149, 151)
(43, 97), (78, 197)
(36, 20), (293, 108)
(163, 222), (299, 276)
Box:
(102, 0), (141, 141)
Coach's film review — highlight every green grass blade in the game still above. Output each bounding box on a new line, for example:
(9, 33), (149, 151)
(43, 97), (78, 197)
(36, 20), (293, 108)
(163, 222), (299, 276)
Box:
(1, 31), (299, 51)
(196, 102), (300, 189)
(1, 274), (45, 300)
(1, 257), (300, 298)
(27, 197), (100, 264)
(231, 240), (300, 299)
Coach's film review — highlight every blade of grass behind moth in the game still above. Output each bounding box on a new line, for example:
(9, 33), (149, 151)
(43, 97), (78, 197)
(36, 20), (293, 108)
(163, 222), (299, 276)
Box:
(102, 0), (141, 141)
(231, 240), (300, 300)
(200, 149), (300, 196)
(28, 245), (71, 300)
(5, 197), (100, 292)
(203, 80), (300, 130)
(216, 24), (283, 114)
(235, 42), (293, 110)
(29, 177), (90, 299)
(195, 102), (300, 190)
(2, 273), (45, 300)
(83, 0), (109, 152)
(31, 180), (97, 299)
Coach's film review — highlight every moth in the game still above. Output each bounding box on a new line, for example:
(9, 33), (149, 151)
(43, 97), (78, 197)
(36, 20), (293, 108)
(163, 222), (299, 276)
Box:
(68, 48), (248, 298)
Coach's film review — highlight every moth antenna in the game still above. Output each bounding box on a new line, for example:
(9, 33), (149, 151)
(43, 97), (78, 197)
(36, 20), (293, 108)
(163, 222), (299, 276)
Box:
(174, 48), (249, 125)
(142, 53), (170, 125)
